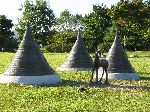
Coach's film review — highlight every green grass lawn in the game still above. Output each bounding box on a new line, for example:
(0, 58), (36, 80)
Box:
(0, 52), (150, 112)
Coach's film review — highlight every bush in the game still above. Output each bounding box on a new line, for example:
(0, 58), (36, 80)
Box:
(42, 43), (73, 53)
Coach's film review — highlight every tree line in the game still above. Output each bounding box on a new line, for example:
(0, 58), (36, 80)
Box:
(0, 0), (149, 52)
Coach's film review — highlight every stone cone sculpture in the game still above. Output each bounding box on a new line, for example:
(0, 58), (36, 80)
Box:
(0, 23), (61, 85)
(98, 33), (140, 80)
(58, 30), (93, 71)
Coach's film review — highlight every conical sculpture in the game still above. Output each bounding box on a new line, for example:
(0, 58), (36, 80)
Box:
(58, 30), (93, 71)
(0, 23), (61, 85)
(98, 33), (140, 80)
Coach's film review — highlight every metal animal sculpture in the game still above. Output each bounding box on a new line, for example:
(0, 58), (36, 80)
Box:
(90, 49), (109, 84)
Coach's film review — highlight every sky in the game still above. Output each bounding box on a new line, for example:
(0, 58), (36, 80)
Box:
(0, 0), (121, 24)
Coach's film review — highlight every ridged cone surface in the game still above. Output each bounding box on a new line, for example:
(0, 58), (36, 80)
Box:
(106, 34), (136, 73)
(3, 23), (55, 76)
(59, 31), (93, 70)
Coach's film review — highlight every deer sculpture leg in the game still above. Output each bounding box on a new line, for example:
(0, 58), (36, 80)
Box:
(95, 67), (99, 83)
(98, 58), (109, 84)
(99, 67), (104, 82)
(90, 49), (100, 84)
(90, 67), (95, 83)
(99, 67), (109, 84)
(90, 66), (99, 84)
(104, 67), (109, 84)
(90, 48), (109, 85)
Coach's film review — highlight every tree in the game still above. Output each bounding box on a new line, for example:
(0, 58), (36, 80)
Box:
(51, 10), (83, 52)
(16, 0), (56, 46)
(56, 9), (83, 31)
(0, 15), (18, 52)
(109, 0), (150, 50)
(102, 21), (118, 51)
(82, 4), (112, 48)
(72, 14), (83, 31)
(44, 31), (76, 52)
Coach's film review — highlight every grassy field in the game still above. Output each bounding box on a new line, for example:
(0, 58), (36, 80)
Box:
(0, 51), (150, 112)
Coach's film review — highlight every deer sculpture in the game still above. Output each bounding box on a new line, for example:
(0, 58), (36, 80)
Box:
(90, 49), (109, 84)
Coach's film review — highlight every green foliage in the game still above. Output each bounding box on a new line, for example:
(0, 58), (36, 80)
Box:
(100, 21), (117, 51)
(56, 9), (83, 31)
(0, 15), (18, 52)
(14, 0), (149, 52)
(43, 31), (76, 53)
(82, 4), (112, 48)
(0, 52), (150, 112)
(53, 1), (149, 51)
(13, 0), (149, 52)
(108, 0), (150, 50)
(51, 10), (83, 53)
(16, 0), (56, 46)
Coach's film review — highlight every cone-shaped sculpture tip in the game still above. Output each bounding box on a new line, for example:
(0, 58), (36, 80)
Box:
(77, 29), (82, 39)
(58, 28), (93, 71)
(26, 22), (30, 29)
(114, 32), (120, 43)
(101, 30), (140, 80)
(23, 22), (33, 41)
(0, 22), (62, 84)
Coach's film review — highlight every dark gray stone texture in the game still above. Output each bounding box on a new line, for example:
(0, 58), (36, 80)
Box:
(106, 34), (136, 73)
(3, 23), (55, 76)
(58, 31), (93, 70)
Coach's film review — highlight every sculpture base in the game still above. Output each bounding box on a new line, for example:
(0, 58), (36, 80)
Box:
(97, 72), (140, 80)
(57, 67), (93, 71)
(0, 74), (61, 85)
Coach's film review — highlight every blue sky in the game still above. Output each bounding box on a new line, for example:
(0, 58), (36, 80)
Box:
(0, 0), (120, 24)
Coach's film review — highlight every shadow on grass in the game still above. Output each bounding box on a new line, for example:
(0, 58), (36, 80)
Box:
(108, 83), (150, 90)
(140, 76), (150, 81)
(139, 72), (150, 74)
(40, 80), (89, 87)
(40, 79), (150, 90)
